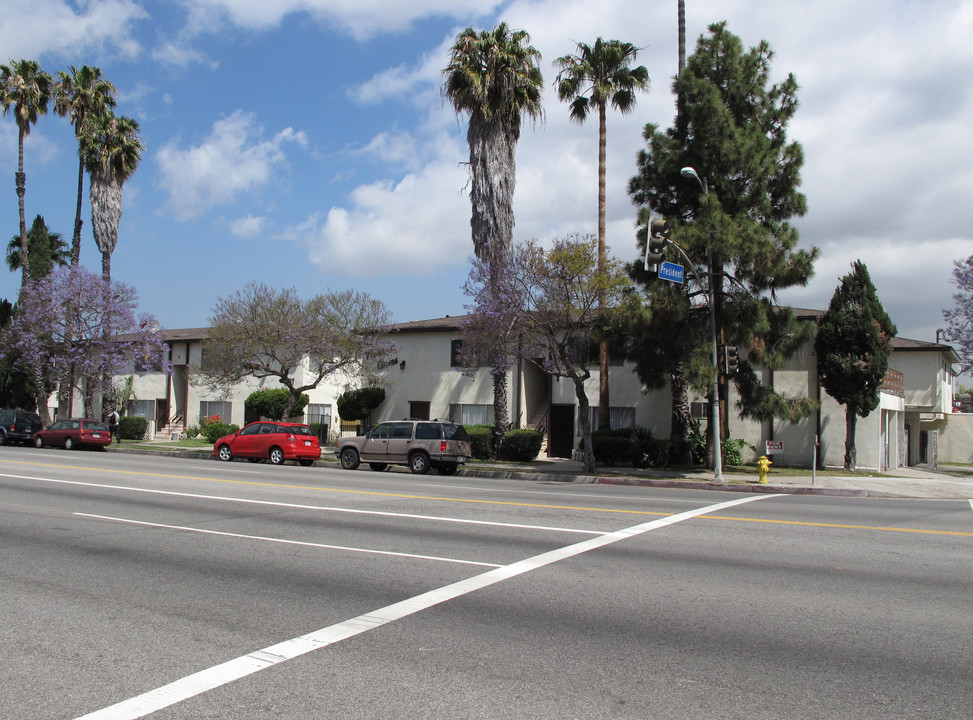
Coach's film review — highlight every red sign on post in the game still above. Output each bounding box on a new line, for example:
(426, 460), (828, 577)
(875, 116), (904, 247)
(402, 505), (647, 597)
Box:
(765, 440), (784, 455)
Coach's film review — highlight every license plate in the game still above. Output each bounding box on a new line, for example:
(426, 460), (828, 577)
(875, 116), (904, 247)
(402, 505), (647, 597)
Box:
(93, 433), (101, 438)
(304, 441), (311, 446)
(457, 456), (466, 463)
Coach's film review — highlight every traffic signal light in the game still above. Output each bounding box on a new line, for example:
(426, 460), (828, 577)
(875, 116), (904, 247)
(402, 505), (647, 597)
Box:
(724, 345), (739, 374)
(644, 218), (670, 272)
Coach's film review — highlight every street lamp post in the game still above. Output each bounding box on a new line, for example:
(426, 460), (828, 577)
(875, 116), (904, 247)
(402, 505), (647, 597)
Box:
(680, 166), (723, 482)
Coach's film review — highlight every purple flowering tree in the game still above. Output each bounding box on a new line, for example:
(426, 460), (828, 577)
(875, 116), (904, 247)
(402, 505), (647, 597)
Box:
(0, 266), (170, 422)
(943, 255), (973, 374)
(464, 233), (632, 472)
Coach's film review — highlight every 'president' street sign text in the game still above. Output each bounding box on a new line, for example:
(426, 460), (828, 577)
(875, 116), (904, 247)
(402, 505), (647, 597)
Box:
(659, 261), (684, 284)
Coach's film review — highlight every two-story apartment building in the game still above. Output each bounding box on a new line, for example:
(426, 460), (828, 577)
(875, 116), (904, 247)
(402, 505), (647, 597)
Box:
(97, 312), (961, 471)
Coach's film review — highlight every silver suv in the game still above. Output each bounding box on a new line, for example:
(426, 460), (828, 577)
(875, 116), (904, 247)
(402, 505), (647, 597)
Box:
(336, 419), (471, 475)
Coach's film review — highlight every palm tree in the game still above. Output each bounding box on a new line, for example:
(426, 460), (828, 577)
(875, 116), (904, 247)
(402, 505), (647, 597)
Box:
(7, 215), (70, 277)
(443, 23), (544, 264)
(54, 65), (117, 267)
(0, 59), (54, 285)
(555, 39), (649, 430)
(83, 111), (144, 282)
(444, 23), (543, 443)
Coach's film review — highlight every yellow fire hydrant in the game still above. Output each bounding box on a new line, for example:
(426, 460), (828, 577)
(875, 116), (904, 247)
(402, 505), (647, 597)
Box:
(757, 455), (772, 484)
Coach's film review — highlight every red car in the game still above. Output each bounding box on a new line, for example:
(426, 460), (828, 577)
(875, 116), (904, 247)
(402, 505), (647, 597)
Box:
(34, 418), (113, 450)
(212, 421), (321, 466)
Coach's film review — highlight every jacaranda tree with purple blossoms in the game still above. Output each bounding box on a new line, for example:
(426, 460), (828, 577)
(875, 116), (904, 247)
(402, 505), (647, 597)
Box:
(942, 254), (973, 374)
(464, 233), (632, 473)
(0, 266), (170, 422)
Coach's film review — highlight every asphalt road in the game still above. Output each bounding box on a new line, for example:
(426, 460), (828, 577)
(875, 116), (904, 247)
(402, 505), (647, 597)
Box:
(1, 445), (971, 719)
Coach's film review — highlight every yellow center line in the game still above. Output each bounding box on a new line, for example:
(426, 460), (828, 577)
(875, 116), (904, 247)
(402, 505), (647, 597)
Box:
(3, 458), (972, 537)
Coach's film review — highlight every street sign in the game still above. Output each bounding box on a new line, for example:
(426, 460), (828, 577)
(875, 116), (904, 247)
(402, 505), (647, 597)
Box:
(658, 261), (684, 284)
(765, 440), (784, 455)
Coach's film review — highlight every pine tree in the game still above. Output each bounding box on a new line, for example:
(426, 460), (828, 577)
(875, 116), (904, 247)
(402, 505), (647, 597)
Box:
(815, 261), (896, 471)
(628, 22), (818, 460)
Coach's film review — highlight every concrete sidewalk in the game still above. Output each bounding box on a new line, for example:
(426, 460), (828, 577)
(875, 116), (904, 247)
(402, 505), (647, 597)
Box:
(463, 458), (973, 500)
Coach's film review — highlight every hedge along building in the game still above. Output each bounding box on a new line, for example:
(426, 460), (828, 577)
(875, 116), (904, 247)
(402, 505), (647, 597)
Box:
(100, 313), (960, 471)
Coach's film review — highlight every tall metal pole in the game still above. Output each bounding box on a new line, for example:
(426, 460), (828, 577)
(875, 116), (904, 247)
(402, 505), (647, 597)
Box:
(680, 167), (722, 482)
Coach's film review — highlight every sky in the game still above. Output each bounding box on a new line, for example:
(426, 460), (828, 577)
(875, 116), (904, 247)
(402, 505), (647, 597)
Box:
(0, 0), (971, 345)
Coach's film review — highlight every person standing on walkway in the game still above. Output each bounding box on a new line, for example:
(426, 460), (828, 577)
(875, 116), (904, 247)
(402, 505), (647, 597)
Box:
(108, 408), (120, 444)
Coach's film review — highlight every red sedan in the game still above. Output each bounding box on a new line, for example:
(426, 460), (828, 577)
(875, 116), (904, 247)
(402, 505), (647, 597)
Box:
(212, 421), (321, 466)
(34, 418), (113, 450)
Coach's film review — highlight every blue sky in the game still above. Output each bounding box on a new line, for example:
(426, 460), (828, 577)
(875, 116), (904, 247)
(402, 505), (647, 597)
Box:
(1, 0), (971, 344)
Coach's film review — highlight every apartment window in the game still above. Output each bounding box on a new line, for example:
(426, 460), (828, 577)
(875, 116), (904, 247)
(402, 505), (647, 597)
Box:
(449, 403), (494, 426)
(306, 404), (332, 425)
(587, 406), (636, 432)
(200, 401), (232, 423)
(451, 338), (489, 368)
(126, 399), (153, 419)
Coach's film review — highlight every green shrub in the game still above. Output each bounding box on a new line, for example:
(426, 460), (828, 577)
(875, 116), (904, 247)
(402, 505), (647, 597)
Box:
(118, 416), (148, 441)
(632, 437), (671, 468)
(591, 429), (634, 466)
(336, 387), (386, 422)
(202, 421), (239, 444)
(466, 424), (495, 460)
(499, 429), (543, 462)
(721, 437), (753, 466)
(245, 388), (309, 422)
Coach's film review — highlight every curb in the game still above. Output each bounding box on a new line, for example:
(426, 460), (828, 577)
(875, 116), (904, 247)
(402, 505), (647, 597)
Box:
(593, 475), (870, 497)
(107, 447), (879, 497)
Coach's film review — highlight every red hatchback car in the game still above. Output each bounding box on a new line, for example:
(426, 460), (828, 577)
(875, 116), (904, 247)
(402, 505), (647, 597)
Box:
(212, 421), (321, 466)
(34, 418), (113, 450)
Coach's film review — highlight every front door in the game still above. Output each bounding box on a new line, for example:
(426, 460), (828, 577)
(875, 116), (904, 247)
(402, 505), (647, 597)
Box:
(548, 405), (575, 458)
(156, 399), (169, 430)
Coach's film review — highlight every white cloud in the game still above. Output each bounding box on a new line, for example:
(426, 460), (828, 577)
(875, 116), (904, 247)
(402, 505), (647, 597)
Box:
(0, 0), (146, 60)
(289, 132), (471, 274)
(230, 214), (268, 237)
(155, 110), (308, 221)
(179, 0), (502, 40)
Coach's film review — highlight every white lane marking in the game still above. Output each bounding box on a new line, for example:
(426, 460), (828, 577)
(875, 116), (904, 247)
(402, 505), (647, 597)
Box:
(75, 513), (501, 568)
(0, 473), (606, 536)
(969, 500), (973, 515)
(73, 493), (777, 720)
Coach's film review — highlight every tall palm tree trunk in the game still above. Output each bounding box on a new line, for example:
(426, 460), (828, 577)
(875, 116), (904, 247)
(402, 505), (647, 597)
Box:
(16, 135), (30, 284)
(597, 100), (610, 431)
(71, 156), (84, 266)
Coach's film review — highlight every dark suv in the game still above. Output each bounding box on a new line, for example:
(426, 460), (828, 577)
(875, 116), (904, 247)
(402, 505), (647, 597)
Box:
(0, 408), (43, 445)
(336, 419), (471, 475)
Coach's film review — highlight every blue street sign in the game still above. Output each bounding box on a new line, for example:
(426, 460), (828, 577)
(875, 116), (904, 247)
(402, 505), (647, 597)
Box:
(659, 261), (685, 284)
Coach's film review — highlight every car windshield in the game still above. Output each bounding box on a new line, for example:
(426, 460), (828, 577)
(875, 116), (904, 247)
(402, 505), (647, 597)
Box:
(85, 421), (109, 431)
(289, 425), (313, 436)
(443, 424), (469, 442)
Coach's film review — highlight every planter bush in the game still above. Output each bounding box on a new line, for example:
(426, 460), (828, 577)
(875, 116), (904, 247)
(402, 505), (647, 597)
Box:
(499, 429), (543, 462)
(591, 429), (634, 466)
(118, 416), (148, 441)
(202, 421), (239, 444)
(466, 424), (495, 460)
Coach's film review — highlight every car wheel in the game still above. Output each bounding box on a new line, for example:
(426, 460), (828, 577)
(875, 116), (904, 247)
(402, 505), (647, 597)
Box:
(339, 447), (360, 470)
(0, 432), (6, 445)
(65, 437), (74, 450)
(34, 436), (43, 448)
(298, 459), (314, 467)
(217, 444), (233, 461)
(269, 447), (285, 465)
(437, 463), (458, 476)
(368, 463), (388, 472)
(409, 452), (430, 475)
